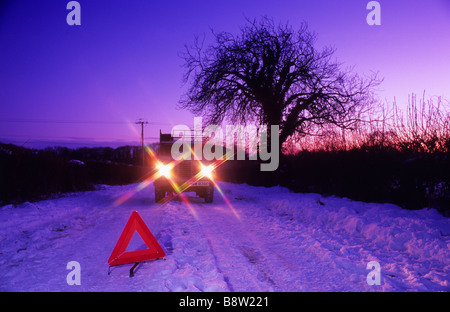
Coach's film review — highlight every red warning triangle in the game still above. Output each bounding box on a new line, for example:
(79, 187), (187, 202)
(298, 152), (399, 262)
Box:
(108, 211), (165, 266)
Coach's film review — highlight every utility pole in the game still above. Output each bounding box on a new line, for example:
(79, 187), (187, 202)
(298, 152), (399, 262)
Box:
(135, 119), (149, 166)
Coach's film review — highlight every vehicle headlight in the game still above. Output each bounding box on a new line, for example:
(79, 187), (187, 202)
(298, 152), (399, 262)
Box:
(200, 164), (214, 179)
(157, 163), (172, 178)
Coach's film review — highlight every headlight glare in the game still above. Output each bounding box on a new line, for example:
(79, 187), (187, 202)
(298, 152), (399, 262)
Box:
(157, 163), (172, 178)
(200, 164), (214, 179)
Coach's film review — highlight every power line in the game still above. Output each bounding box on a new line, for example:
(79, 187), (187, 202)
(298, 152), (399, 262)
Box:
(0, 119), (169, 125)
(0, 118), (167, 150)
(0, 134), (160, 141)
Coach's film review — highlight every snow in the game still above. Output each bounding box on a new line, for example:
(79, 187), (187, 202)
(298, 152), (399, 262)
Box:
(0, 182), (448, 292)
(69, 160), (85, 165)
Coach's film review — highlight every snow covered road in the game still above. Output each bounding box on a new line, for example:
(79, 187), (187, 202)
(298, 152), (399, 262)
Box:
(0, 182), (448, 291)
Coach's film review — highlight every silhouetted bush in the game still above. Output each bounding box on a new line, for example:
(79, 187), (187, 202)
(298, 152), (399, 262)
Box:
(216, 148), (449, 216)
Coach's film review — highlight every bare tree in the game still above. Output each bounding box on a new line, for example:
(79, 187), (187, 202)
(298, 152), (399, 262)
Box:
(179, 17), (381, 152)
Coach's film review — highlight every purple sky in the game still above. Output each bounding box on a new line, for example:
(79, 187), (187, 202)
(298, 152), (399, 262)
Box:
(0, 0), (449, 148)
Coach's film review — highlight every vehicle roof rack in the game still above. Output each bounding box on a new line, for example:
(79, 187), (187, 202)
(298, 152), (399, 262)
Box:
(171, 128), (204, 139)
(159, 131), (173, 143)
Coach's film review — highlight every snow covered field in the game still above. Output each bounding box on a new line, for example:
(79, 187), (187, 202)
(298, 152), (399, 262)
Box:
(0, 181), (448, 292)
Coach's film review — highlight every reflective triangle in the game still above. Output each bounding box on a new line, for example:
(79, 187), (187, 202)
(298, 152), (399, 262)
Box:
(108, 211), (165, 266)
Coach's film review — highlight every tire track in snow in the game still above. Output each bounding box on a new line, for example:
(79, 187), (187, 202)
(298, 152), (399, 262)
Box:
(193, 183), (367, 291)
(149, 198), (230, 291)
(192, 199), (308, 291)
(194, 206), (275, 292)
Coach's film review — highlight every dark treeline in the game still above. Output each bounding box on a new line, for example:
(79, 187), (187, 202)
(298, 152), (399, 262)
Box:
(216, 149), (449, 217)
(0, 143), (152, 205)
(1, 141), (449, 216)
(42, 145), (142, 165)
